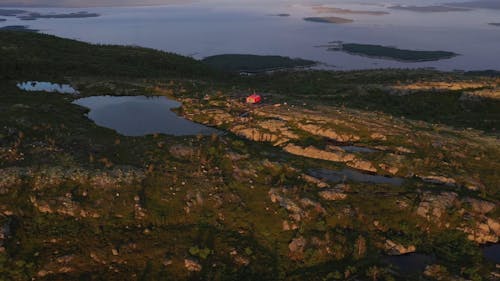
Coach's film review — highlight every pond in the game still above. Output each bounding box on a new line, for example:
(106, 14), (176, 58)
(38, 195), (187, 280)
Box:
(308, 168), (404, 186)
(339, 146), (377, 153)
(385, 253), (436, 275)
(17, 81), (78, 94)
(73, 95), (218, 136)
(483, 243), (500, 264)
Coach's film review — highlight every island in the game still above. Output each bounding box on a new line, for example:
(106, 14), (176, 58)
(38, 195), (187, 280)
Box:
(446, 0), (500, 10)
(202, 54), (316, 73)
(0, 9), (99, 20)
(0, 25), (38, 32)
(0, 8), (26, 16)
(270, 13), (290, 17)
(18, 11), (100, 20)
(389, 5), (471, 12)
(312, 6), (389, 15)
(489, 23), (500, 26)
(323, 42), (458, 62)
(0, 18), (6, 22)
(303, 16), (354, 24)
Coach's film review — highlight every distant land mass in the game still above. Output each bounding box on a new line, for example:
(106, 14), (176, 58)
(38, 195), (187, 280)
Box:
(447, 0), (500, 10)
(389, 5), (471, 13)
(0, 25), (38, 32)
(304, 17), (354, 24)
(0, 18), (6, 22)
(0, 9), (99, 20)
(489, 23), (500, 26)
(323, 42), (458, 62)
(18, 11), (99, 20)
(0, 0), (190, 7)
(0, 8), (25, 16)
(312, 6), (389, 16)
(202, 54), (316, 73)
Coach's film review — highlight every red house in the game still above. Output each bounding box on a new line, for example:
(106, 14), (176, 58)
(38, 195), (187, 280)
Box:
(246, 94), (262, 104)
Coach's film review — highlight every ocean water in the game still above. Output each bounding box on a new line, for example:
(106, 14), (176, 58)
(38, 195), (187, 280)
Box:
(1, 0), (499, 71)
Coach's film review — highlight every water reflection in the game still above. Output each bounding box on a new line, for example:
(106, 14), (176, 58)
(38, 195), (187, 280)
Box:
(308, 168), (404, 186)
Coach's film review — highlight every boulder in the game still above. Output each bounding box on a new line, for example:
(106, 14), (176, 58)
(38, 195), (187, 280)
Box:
(288, 236), (307, 260)
(169, 145), (195, 159)
(283, 144), (355, 163)
(301, 174), (329, 188)
(385, 239), (416, 255)
(318, 189), (347, 201)
(347, 159), (377, 173)
(464, 198), (496, 214)
(420, 175), (456, 187)
(184, 258), (202, 272)
(416, 192), (458, 224)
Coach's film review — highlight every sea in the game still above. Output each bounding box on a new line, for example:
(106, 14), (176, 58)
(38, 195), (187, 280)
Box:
(1, 0), (499, 71)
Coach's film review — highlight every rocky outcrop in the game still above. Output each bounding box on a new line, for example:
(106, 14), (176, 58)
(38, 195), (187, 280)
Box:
(460, 219), (500, 244)
(184, 258), (202, 272)
(230, 249), (250, 266)
(301, 174), (329, 188)
(269, 188), (303, 216)
(30, 195), (100, 218)
(288, 236), (307, 261)
(464, 198), (496, 214)
(318, 188), (347, 201)
(297, 123), (360, 142)
(384, 239), (416, 255)
(416, 192), (458, 222)
(417, 192), (499, 243)
(231, 126), (280, 144)
(0, 166), (145, 191)
(169, 145), (195, 159)
(419, 175), (457, 187)
(346, 159), (377, 173)
(284, 144), (355, 163)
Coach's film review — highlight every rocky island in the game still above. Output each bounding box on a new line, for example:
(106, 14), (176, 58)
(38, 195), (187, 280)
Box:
(303, 16), (354, 24)
(312, 5), (389, 16)
(0, 8), (99, 20)
(321, 42), (458, 62)
(389, 5), (471, 13)
(0, 31), (498, 281)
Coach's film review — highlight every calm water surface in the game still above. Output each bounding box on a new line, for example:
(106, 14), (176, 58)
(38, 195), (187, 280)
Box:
(309, 168), (405, 185)
(1, 0), (500, 71)
(73, 95), (217, 136)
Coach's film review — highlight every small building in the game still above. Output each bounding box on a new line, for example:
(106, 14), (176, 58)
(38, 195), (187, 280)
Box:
(246, 94), (262, 104)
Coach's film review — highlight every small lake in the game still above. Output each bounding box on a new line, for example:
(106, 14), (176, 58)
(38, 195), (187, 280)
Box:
(339, 146), (376, 153)
(17, 81), (78, 94)
(73, 95), (218, 136)
(483, 243), (500, 264)
(309, 168), (404, 186)
(385, 253), (436, 275)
